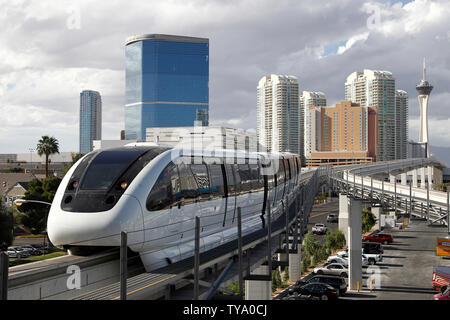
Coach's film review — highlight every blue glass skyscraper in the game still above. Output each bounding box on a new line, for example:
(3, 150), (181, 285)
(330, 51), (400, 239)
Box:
(124, 34), (209, 140)
(80, 90), (102, 153)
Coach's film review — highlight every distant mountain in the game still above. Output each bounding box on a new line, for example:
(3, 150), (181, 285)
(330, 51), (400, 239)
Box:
(430, 145), (450, 167)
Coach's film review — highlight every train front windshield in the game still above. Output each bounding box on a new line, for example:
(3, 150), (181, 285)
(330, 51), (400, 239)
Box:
(80, 150), (147, 190)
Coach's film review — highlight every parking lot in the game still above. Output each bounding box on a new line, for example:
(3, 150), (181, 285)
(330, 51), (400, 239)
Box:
(288, 198), (450, 300)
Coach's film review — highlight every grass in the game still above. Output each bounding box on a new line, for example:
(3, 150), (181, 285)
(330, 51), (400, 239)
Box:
(9, 251), (67, 267)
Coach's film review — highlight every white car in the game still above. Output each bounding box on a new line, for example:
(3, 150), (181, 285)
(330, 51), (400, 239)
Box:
(328, 254), (368, 266)
(313, 263), (348, 277)
(337, 249), (382, 265)
(312, 223), (328, 235)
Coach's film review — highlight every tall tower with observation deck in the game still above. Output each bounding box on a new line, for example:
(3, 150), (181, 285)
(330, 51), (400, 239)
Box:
(416, 58), (433, 157)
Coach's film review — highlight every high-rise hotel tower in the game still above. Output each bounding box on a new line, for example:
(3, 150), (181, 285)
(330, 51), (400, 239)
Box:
(257, 75), (300, 154)
(124, 34), (209, 140)
(345, 70), (397, 161)
(79, 90), (102, 154)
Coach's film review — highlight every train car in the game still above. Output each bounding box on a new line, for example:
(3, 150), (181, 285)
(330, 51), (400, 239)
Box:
(47, 144), (302, 272)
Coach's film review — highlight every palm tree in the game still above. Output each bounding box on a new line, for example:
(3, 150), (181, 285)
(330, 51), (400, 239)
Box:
(36, 136), (60, 177)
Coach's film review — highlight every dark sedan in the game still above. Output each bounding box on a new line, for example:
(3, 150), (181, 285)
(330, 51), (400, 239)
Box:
(296, 283), (339, 300)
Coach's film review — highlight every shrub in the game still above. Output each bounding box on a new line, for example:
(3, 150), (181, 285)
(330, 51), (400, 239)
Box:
(362, 209), (376, 234)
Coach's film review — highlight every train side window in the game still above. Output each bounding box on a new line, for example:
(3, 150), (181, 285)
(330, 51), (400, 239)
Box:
(238, 164), (252, 193)
(146, 162), (180, 211)
(190, 164), (211, 201)
(208, 164), (225, 199)
(178, 163), (199, 205)
(284, 159), (291, 181)
(249, 164), (263, 192)
(277, 159), (285, 185)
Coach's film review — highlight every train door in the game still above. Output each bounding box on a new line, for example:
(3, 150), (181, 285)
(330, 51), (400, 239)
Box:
(177, 162), (200, 237)
(190, 163), (213, 230)
(207, 163), (226, 233)
(223, 164), (236, 228)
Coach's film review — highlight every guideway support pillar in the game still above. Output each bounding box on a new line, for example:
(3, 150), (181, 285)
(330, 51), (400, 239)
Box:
(245, 265), (271, 300)
(348, 198), (363, 291)
(338, 193), (350, 243)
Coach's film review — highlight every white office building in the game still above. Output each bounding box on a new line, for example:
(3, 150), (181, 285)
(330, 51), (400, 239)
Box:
(145, 126), (257, 153)
(300, 91), (327, 162)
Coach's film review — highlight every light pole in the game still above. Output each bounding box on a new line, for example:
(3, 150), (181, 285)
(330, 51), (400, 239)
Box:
(14, 199), (52, 252)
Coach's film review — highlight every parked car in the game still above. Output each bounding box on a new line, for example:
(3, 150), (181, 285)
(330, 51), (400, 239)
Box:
(20, 245), (43, 256)
(7, 247), (30, 259)
(327, 254), (368, 266)
(326, 256), (348, 267)
(312, 223), (328, 235)
(296, 282), (339, 300)
(326, 213), (338, 223)
(313, 263), (348, 278)
(288, 280), (308, 295)
(433, 266), (450, 291)
(362, 233), (393, 244)
(307, 275), (347, 296)
(362, 242), (384, 254)
(337, 249), (382, 265)
(434, 286), (450, 300)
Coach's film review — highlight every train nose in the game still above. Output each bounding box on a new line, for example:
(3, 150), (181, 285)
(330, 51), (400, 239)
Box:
(47, 195), (144, 250)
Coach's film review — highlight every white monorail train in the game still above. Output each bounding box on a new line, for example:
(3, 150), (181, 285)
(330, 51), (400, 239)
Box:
(47, 144), (302, 272)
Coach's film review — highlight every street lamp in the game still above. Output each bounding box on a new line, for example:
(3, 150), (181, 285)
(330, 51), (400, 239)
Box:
(14, 199), (52, 252)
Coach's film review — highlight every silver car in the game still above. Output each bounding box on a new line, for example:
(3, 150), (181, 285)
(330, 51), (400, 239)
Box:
(7, 247), (30, 259)
(313, 263), (348, 277)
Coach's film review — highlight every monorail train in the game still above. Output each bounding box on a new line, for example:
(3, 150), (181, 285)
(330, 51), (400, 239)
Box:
(47, 144), (302, 272)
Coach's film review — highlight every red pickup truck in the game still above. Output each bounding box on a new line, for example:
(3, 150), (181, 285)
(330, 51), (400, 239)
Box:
(362, 233), (393, 244)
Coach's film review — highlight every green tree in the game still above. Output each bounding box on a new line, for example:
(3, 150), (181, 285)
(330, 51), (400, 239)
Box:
(362, 209), (376, 234)
(272, 270), (282, 292)
(17, 176), (62, 234)
(0, 199), (13, 247)
(303, 232), (319, 257)
(301, 254), (311, 273)
(36, 135), (60, 178)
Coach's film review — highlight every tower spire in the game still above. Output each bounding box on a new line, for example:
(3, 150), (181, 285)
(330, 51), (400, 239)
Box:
(423, 57), (426, 81)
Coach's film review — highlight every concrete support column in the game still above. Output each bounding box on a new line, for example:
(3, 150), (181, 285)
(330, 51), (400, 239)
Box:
(245, 265), (271, 300)
(338, 193), (350, 243)
(389, 174), (396, 184)
(401, 173), (407, 186)
(412, 170), (418, 188)
(428, 166), (433, 189)
(277, 253), (286, 274)
(348, 198), (363, 291)
(289, 248), (302, 282)
(420, 167), (426, 189)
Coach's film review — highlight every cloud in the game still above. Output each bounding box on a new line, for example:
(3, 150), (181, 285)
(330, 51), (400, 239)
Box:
(1, 0), (450, 154)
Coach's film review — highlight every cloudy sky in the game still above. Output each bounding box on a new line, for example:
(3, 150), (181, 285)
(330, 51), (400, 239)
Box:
(1, 0), (450, 154)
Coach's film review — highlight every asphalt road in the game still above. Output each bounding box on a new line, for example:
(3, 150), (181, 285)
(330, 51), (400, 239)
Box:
(284, 197), (450, 300)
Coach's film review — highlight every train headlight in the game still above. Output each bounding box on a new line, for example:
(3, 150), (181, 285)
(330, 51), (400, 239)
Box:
(120, 181), (128, 190)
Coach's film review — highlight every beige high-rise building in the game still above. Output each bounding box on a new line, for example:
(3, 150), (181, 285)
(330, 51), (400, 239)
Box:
(257, 75), (300, 154)
(306, 101), (378, 167)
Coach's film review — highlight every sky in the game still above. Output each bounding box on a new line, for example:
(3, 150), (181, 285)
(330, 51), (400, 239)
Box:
(1, 0), (450, 154)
